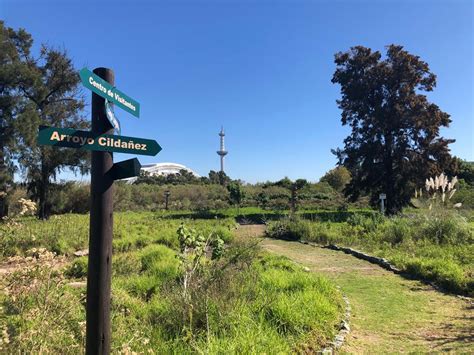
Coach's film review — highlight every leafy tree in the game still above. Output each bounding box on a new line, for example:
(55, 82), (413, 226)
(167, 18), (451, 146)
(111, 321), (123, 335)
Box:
(455, 158), (474, 186)
(256, 191), (269, 209)
(227, 182), (245, 211)
(332, 45), (456, 214)
(320, 166), (351, 191)
(135, 169), (200, 185)
(274, 177), (292, 189)
(0, 22), (32, 217)
(290, 179), (308, 212)
(208, 170), (230, 186)
(16, 43), (89, 219)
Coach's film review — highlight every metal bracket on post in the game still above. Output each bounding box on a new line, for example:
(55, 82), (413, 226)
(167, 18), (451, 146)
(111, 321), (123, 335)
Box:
(108, 158), (141, 181)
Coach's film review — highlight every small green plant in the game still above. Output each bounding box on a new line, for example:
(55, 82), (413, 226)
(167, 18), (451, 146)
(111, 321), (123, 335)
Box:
(177, 224), (224, 299)
(227, 182), (245, 215)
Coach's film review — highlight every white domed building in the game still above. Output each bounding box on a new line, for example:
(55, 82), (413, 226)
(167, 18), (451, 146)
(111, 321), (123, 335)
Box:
(140, 162), (200, 177)
(124, 162), (199, 183)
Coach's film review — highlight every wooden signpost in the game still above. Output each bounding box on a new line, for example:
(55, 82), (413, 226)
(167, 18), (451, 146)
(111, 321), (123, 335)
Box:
(37, 67), (161, 354)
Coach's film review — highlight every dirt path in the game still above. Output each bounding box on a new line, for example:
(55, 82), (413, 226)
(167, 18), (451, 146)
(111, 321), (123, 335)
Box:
(236, 225), (473, 353)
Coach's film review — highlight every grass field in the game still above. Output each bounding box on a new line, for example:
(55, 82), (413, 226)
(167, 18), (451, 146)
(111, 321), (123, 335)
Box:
(266, 211), (474, 296)
(0, 213), (344, 353)
(258, 237), (473, 353)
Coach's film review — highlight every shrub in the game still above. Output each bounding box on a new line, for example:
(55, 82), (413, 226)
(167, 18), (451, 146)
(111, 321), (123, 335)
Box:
(347, 212), (384, 233)
(266, 217), (313, 241)
(310, 223), (340, 244)
(420, 212), (472, 245)
(404, 258), (469, 295)
(382, 217), (412, 245)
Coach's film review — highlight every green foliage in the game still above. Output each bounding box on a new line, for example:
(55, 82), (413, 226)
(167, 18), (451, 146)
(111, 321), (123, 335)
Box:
(176, 223), (225, 304)
(0, 249), (84, 353)
(268, 210), (473, 295)
(404, 258), (468, 295)
(16, 44), (89, 219)
(455, 158), (474, 186)
(0, 24), (89, 219)
(49, 182), (90, 214)
(135, 169), (201, 185)
(0, 214), (344, 353)
(140, 244), (178, 276)
(420, 212), (472, 245)
(114, 183), (230, 212)
(0, 214), (89, 258)
(64, 256), (88, 278)
(346, 212), (385, 233)
(452, 183), (474, 210)
(113, 252), (142, 276)
(320, 166), (351, 192)
(266, 217), (314, 241)
(7, 177), (374, 215)
(208, 170), (231, 186)
(227, 182), (245, 207)
(256, 255), (342, 340)
(0, 22), (32, 217)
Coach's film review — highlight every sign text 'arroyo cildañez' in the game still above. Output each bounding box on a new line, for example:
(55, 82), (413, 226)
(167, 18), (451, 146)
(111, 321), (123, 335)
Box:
(38, 126), (161, 156)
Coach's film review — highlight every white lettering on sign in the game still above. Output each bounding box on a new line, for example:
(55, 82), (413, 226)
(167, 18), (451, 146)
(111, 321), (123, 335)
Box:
(48, 130), (148, 151)
(114, 92), (136, 112)
(50, 131), (91, 145)
(98, 137), (107, 146)
(89, 77), (107, 94)
(97, 137), (147, 150)
(50, 131), (60, 141)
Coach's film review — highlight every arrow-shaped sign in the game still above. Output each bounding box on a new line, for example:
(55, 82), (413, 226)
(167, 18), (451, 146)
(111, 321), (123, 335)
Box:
(108, 158), (141, 180)
(38, 126), (161, 156)
(79, 68), (140, 118)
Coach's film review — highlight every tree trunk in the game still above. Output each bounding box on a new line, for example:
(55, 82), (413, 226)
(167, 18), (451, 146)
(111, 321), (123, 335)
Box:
(0, 131), (10, 219)
(290, 187), (296, 214)
(384, 133), (396, 215)
(38, 159), (50, 220)
(0, 195), (8, 219)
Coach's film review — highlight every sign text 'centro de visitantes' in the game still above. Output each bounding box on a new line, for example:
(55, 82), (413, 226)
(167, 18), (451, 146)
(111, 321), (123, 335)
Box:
(38, 126), (161, 156)
(79, 68), (140, 118)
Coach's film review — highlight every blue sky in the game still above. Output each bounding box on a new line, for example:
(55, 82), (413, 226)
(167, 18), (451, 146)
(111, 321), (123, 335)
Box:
(2, 0), (473, 183)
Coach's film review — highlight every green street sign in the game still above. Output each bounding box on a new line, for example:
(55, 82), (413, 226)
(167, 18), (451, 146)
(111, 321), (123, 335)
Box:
(38, 126), (161, 156)
(108, 158), (141, 180)
(79, 68), (140, 118)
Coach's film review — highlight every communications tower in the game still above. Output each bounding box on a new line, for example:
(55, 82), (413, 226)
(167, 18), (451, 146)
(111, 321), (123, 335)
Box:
(216, 127), (228, 173)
